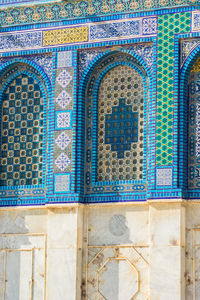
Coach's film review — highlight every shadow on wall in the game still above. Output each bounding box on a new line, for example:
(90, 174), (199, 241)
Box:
(87, 211), (139, 300)
(102, 214), (133, 299)
(0, 211), (46, 300)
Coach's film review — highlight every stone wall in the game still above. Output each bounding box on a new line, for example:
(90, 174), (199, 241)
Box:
(0, 201), (198, 299)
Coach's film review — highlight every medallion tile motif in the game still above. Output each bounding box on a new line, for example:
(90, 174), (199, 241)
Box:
(56, 69), (72, 88)
(55, 131), (71, 150)
(55, 152), (71, 171)
(56, 90), (72, 109)
(56, 112), (71, 130)
(142, 18), (157, 35)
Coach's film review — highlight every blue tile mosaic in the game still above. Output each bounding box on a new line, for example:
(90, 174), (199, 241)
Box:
(0, 54), (53, 83)
(90, 20), (140, 40)
(55, 111), (72, 130)
(192, 12), (200, 31)
(57, 51), (72, 68)
(0, 32), (42, 50)
(78, 43), (154, 81)
(0, 74), (44, 186)
(0, 4), (199, 205)
(54, 173), (71, 193)
(156, 167), (173, 187)
(142, 18), (157, 35)
(181, 39), (200, 68)
(105, 99), (138, 159)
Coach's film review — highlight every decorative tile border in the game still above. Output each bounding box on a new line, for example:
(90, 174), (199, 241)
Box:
(192, 11), (200, 32)
(0, 17), (157, 53)
(43, 26), (88, 46)
(0, 0), (52, 6)
(156, 12), (191, 166)
(90, 20), (141, 40)
(57, 51), (72, 68)
(0, 31), (42, 50)
(55, 111), (72, 130)
(156, 167), (173, 187)
(54, 173), (71, 193)
(0, 0), (198, 28)
(53, 52), (74, 194)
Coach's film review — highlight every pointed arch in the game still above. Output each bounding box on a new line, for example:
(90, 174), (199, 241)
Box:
(0, 61), (50, 188)
(77, 49), (152, 196)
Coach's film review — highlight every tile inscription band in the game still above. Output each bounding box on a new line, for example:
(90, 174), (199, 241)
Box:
(43, 27), (88, 46)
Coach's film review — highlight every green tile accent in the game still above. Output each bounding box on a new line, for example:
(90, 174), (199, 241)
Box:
(156, 12), (191, 165)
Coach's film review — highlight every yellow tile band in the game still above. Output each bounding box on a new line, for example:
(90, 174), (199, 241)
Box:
(43, 26), (88, 46)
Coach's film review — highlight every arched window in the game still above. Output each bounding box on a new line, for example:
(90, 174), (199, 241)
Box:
(84, 52), (148, 194)
(0, 64), (46, 187)
(188, 57), (200, 189)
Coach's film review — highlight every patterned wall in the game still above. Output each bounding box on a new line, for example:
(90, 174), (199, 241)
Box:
(97, 65), (144, 182)
(0, 3), (200, 204)
(83, 51), (148, 195)
(188, 58), (200, 190)
(0, 74), (44, 187)
(0, 0), (198, 28)
(156, 12), (191, 166)
(53, 51), (74, 194)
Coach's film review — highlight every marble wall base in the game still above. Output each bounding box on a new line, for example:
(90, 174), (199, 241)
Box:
(0, 201), (198, 299)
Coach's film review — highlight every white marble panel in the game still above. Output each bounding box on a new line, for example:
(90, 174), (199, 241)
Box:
(47, 248), (76, 300)
(5, 250), (32, 300)
(150, 246), (181, 300)
(88, 206), (148, 246)
(0, 251), (5, 300)
(47, 208), (78, 248)
(149, 204), (183, 246)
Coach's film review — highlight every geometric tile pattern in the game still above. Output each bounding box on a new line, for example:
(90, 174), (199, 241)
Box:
(0, 1), (196, 28)
(188, 66), (200, 189)
(156, 167), (172, 187)
(43, 27), (88, 46)
(57, 51), (72, 68)
(142, 18), (157, 35)
(97, 65), (144, 182)
(84, 51), (147, 194)
(55, 111), (72, 130)
(55, 131), (71, 150)
(105, 99), (138, 159)
(0, 32), (42, 50)
(55, 90), (72, 109)
(90, 20), (140, 40)
(54, 65), (74, 193)
(0, 74), (43, 186)
(156, 12), (191, 165)
(56, 69), (73, 88)
(55, 152), (70, 171)
(54, 130), (72, 173)
(54, 173), (70, 193)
